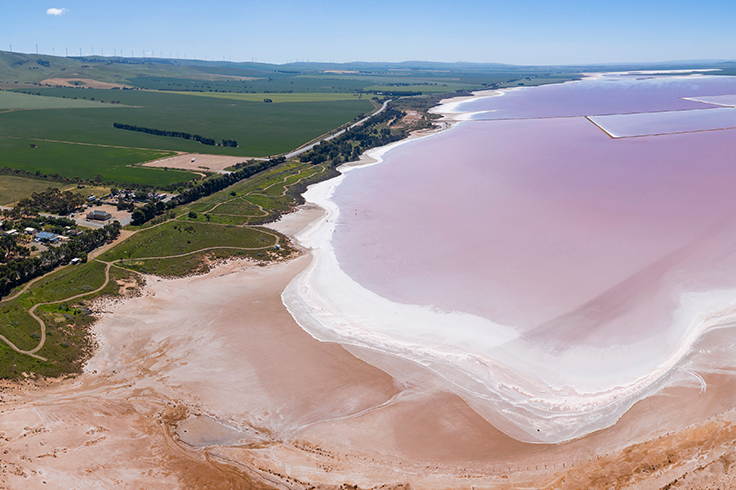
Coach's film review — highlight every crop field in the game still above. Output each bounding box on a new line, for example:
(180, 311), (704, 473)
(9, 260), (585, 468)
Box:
(0, 137), (187, 185)
(0, 88), (375, 157)
(168, 91), (370, 103)
(126, 75), (372, 93)
(0, 89), (123, 110)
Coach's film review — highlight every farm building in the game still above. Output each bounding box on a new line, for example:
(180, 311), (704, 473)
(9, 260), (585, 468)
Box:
(87, 210), (112, 221)
(34, 231), (58, 243)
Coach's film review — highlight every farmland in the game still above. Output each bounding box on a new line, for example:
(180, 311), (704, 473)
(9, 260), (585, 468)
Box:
(0, 88), (375, 157)
(0, 137), (184, 185)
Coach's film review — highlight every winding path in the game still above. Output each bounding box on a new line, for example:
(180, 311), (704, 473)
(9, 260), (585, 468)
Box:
(0, 157), (325, 362)
(0, 234), (283, 361)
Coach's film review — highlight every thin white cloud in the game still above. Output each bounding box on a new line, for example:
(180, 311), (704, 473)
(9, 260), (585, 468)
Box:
(46, 7), (68, 16)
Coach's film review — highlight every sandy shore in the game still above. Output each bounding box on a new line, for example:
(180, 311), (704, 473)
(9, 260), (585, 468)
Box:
(4, 97), (736, 488)
(2, 200), (736, 489)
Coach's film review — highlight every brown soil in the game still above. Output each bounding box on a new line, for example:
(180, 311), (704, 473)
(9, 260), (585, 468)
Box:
(39, 78), (130, 89)
(141, 153), (255, 173)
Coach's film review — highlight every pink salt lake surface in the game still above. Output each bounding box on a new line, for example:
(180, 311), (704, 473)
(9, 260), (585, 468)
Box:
(284, 74), (736, 443)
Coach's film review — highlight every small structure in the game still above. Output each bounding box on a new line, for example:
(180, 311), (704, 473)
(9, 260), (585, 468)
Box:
(4, 229), (18, 236)
(86, 209), (112, 221)
(34, 231), (58, 243)
(71, 257), (82, 265)
(24, 227), (37, 235)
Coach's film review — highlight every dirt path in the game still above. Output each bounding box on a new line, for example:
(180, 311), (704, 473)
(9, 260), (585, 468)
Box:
(0, 162), (323, 361)
(0, 231), (284, 360)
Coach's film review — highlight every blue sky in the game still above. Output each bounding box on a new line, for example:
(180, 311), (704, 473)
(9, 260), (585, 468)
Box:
(3, 0), (736, 65)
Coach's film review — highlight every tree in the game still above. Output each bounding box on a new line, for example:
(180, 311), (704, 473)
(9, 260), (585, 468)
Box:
(131, 209), (146, 225)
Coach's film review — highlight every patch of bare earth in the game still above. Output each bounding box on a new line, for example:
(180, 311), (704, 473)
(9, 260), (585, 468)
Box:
(141, 153), (255, 173)
(39, 78), (130, 89)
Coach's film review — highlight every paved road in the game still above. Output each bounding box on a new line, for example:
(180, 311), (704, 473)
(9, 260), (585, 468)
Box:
(283, 99), (391, 160)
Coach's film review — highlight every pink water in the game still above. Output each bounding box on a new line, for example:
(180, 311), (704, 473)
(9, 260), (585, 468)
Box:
(333, 116), (736, 343)
(462, 74), (736, 119)
(286, 74), (736, 443)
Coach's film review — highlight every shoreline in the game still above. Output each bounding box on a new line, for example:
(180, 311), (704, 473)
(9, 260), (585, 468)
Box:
(279, 88), (736, 445)
(4, 88), (736, 488)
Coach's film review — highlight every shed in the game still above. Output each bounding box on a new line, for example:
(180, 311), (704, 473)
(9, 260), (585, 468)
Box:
(34, 231), (58, 242)
(87, 210), (112, 221)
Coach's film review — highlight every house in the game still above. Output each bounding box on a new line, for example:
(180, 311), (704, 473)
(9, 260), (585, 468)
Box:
(4, 229), (18, 236)
(87, 209), (112, 221)
(24, 227), (37, 235)
(34, 231), (58, 243)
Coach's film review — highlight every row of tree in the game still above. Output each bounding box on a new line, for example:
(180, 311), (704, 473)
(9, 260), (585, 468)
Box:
(131, 157), (286, 226)
(0, 222), (121, 298)
(113, 123), (237, 147)
(299, 107), (407, 166)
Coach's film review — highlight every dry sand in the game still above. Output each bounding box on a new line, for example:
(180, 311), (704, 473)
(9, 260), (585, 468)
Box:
(4, 205), (736, 488)
(141, 153), (257, 174)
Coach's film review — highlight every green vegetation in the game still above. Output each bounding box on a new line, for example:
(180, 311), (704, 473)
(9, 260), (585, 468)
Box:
(16, 187), (84, 214)
(0, 175), (82, 205)
(101, 220), (278, 261)
(99, 220), (291, 276)
(0, 137), (187, 185)
(0, 89), (124, 110)
(0, 260), (138, 379)
(168, 91), (369, 103)
(0, 89), (374, 157)
(184, 161), (332, 225)
(0, 222), (121, 297)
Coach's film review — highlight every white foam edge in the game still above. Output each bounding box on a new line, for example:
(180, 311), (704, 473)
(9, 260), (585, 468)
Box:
(281, 92), (736, 444)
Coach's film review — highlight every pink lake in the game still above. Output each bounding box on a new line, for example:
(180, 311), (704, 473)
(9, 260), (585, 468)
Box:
(284, 74), (736, 443)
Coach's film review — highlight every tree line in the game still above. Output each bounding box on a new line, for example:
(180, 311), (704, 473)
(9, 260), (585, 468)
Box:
(112, 123), (238, 147)
(0, 222), (121, 298)
(299, 107), (407, 166)
(131, 157), (286, 226)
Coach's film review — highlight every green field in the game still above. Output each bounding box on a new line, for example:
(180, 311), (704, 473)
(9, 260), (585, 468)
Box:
(0, 175), (74, 205)
(0, 260), (136, 378)
(0, 137), (189, 185)
(0, 88), (375, 157)
(0, 89), (124, 110)
(100, 220), (279, 261)
(168, 91), (371, 103)
(184, 161), (330, 225)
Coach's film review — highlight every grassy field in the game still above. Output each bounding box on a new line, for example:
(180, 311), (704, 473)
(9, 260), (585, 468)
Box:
(98, 220), (290, 276)
(0, 175), (117, 205)
(0, 137), (189, 185)
(0, 89), (125, 110)
(184, 161), (330, 225)
(0, 260), (138, 379)
(168, 91), (371, 103)
(0, 88), (375, 157)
